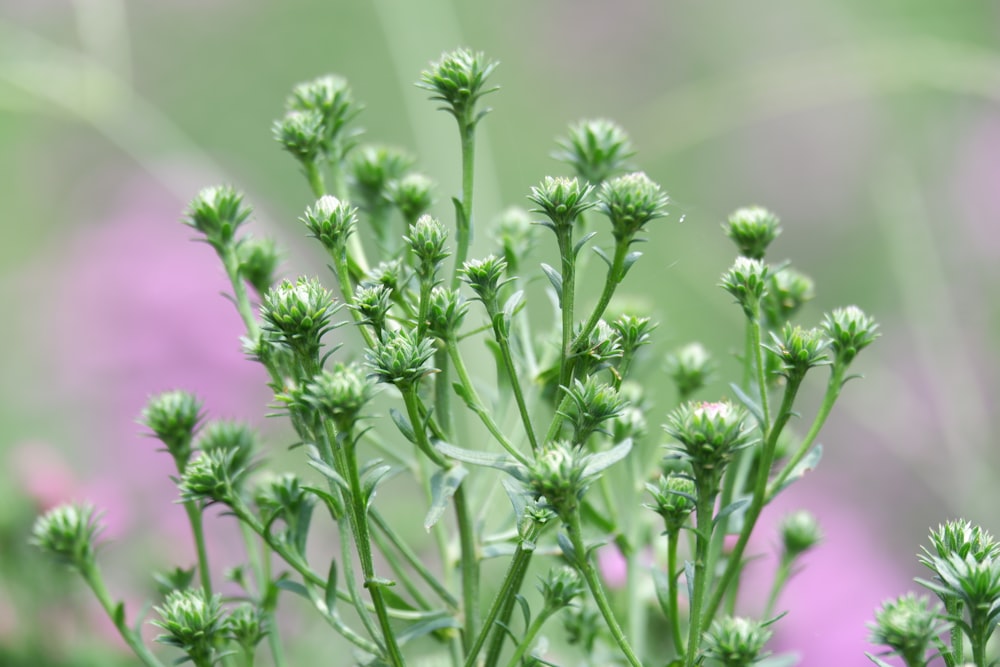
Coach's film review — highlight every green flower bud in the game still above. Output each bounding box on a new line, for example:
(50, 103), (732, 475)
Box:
(663, 401), (752, 495)
(227, 603), (268, 653)
(527, 441), (589, 517)
(539, 566), (585, 611)
(152, 566), (197, 597)
(563, 604), (600, 652)
(418, 48), (499, 125)
(426, 286), (468, 338)
(868, 594), (943, 667)
(461, 255), (508, 309)
(572, 319), (623, 377)
(366, 258), (406, 294)
(352, 283), (393, 339)
(349, 145), (414, 214)
(236, 235), (281, 296)
(562, 376), (628, 444)
(388, 172), (435, 224)
(611, 314), (655, 359)
(494, 206), (536, 270)
(140, 390), (204, 467)
(260, 277), (338, 363)
(272, 109), (324, 165)
(702, 616), (772, 667)
(301, 196), (357, 255)
(196, 419), (258, 474)
(645, 473), (695, 533)
(553, 118), (634, 185)
(405, 215), (450, 280)
(31, 503), (102, 569)
(179, 449), (246, 505)
(821, 306), (879, 366)
(779, 509), (822, 559)
(303, 363), (374, 432)
(152, 588), (226, 666)
(720, 257), (770, 319)
(924, 519), (1000, 564)
(253, 473), (316, 552)
(286, 74), (360, 159)
(724, 206), (781, 260)
(611, 403), (648, 444)
(184, 185), (252, 249)
(366, 327), (436, 389)
(528, 176), (595, 231)
(597, 172), (669, 241)
(764, 324), (830, 381)
(764, 266), (814, 325)
(920, 552), (1000, 618)
(664, 342), (714, 399)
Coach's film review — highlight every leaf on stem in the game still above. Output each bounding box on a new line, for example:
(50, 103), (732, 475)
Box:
(424, 465), (468, 530)
(434, 441), (526, 479)
(713, 498), (751, 530)
(540, 263), (563, 301)
(770, 445), (824, 498)
(390, 408), (418, 445)
(729, 382), (766, 428)
(325, 559), (338, 615)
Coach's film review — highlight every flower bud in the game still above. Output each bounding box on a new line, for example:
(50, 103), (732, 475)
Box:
(236, 236), (281, 296)
(349, 145), (414, 214)
(553, 118), (634, 185)
(821, 306), (879, 366)
(418, 48), (499, 125)
(461, 255), (508, 309)
(31, 503), (102, 569)
(366, 328), (436, 389)
(663, 401), (752, 495)
(720, 257), (770, 319)
(724, 206), (781, 260)
(426, 286), (469, 338)
(924, 519), (1000, 563)
(253, 473), (317, 552)
(611, 314), (655, 360)
(388, 172), (435, 224)
(302, 363), (374, 432)
(286, 74), (360, 159)
(528, 176), (595, 231)
(702, 616), (772, 667)
(765, 324), (830, 381)
(764, 266), (814, 325)
(352, 283), (393, 339)
(301, 196), (357, 255)
(179, 449), (246, 505)
(779, 509), (822, 559)
(260, 277), (338, 363)
(272, 109), (324, 165)
(227, 603), (268, 653)
(597, 172), (669, 241)
(572, 319), (623, 377)
(405, 215), (450, 280)
(664, 342), (714, 399)
(539, 566), (585, 611)
(868, 594), (943, 667)
(527, 441), (588, 516)
(562, 376), (627, 444)
(152, 588), (226, 666)
(141, 390), (204, 467)
(184, 185), (252, 248)
(196, 419), (259, 474)
(645, 473), (695, 533)
(366, 258), (406, 294)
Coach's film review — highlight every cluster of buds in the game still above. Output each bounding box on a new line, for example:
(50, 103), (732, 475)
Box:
(152, 588), (227, 667)
(822, 305), (880, 367)
(525, 440), (631, 519)
(184, 185), (253, 251)
(597, 171), (669, 242)
(663, 400), (753, 496)
(561, 376), (628, 444)
(31, 504), (102, 570)
(701, 616), (772, 667)
(275, 74), (360, 168)
(765, 323), (830, 382)
(554, 118), (634, 185)
(260, 277), (339, 370)
(868, 593), (944, 667)
(366, 328), (436, 390)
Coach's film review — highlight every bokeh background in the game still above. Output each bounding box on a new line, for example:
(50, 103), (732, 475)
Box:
(1, 1), (999, 665)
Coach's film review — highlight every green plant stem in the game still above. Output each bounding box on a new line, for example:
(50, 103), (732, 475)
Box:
(452, 120), (476, 289)
(370, 509), (459, 610)
(79, 561), (166, 667)
(181, 502), (213, 596)
(435, 346), (454, 435)
(486, 304), (539, 453)
(567, 510), (643, 667)
(569, 239), (630, 371)
(946, 599), (963, 665)
(305, 157), (369, 278)
(502, 610), (554, 667)
(446, 339), (531, 465)
(764, 556), (792, 619)
(475, 523), (543, 667)
(330, 422), (406, 667)
(684, 487), (717, 667)
(750, 308), (771, 432)
(401, 387), (449, 467)
(667, 529), (686, 655)
(556, 228), (577, 392)
(702, 374), (805, 625)
(219, 243), (260, 340)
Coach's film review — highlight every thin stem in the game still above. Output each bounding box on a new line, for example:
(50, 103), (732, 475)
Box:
(306, 157), (369, 278)
(667, 530), (685, 655)
(454, 485), (480, 652)
(219, 243), (260, 340)
(486, 305), (539, 453)
(569, 240), (629, 365)
(763, 557), (792, 619)
(567, 510), (643, 667)
(434, 346), (454, 436)
(556, 228), (577, 392)
(79, 562), (166, 667)
(502, 610), (553, 667)
(446, 338), (531, 465)
(401, 388), (449, 467)
(370, 509), (459, 610)
(183, 502), (213, 596)
(750, 307), (771, 433)
(451, 120), (476, 289)
(684, 487), (717, 667)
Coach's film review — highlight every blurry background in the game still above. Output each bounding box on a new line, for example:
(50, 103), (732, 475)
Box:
(1, 0), (998, 664)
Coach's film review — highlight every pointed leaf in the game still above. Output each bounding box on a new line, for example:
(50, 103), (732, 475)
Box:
(864, 653), (895, 667)
(622, 250), (643, 276)
(502, 290), (524, 334)
(540, 263), (563, 301)
(729, 382), (766, 427)
(274, 579), (310, 600)
(324, 559), (338, 615)
(451, 381), (476, 410)
(362, 464), (395, 511)
(424, 465), (468, 530)
(307, 456), (349, 491)
(771, 445), (823, 497)
(452, 197), (467, 231)
(113, 601), (125, 627)
(651, 568), (673, 619)
(684, 560), (695, 606)
(303, 484), (343, 521)
(713, 498), (751, 529)
(592, 245), (612, 268)
(396, 613), (460, 645)
(501, 477), (529, 521)
(557, 531), (577, 564)
(435, 441), (525, 479)
(581, 439), (633, 478)
(390, 408), (417, 445)
(515, 593), (532, 628)
(572, 231), (597, 259)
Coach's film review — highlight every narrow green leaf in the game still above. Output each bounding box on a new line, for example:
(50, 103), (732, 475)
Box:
(729, 382), (766, 427)
(424, 465), (468, 530)
(452, 197), (467, 230)
(580, 439), (633, 478)
(540, 263), (563, 301)
(651, 568), (673, 619)
(622, 250), (643, 275)
(390, 408), (417, 445)
(324, 559), (338, 615)
(274, 579), (310, 600)
(362, 464), (395, 511)
(572, 231), (597, 259)
(307, 456), (349, 491)
(303, 484), (344, 521)
(396, 613), (460, 645)
(864, 653), (895, 667)
(592, 246), (612, 268)
(434, 441), (525, 479)
(515, 593), (532, 628)
(771, 445), (823, 497)
(713, 498), (750, 529)
(557, 532), (577, 564)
